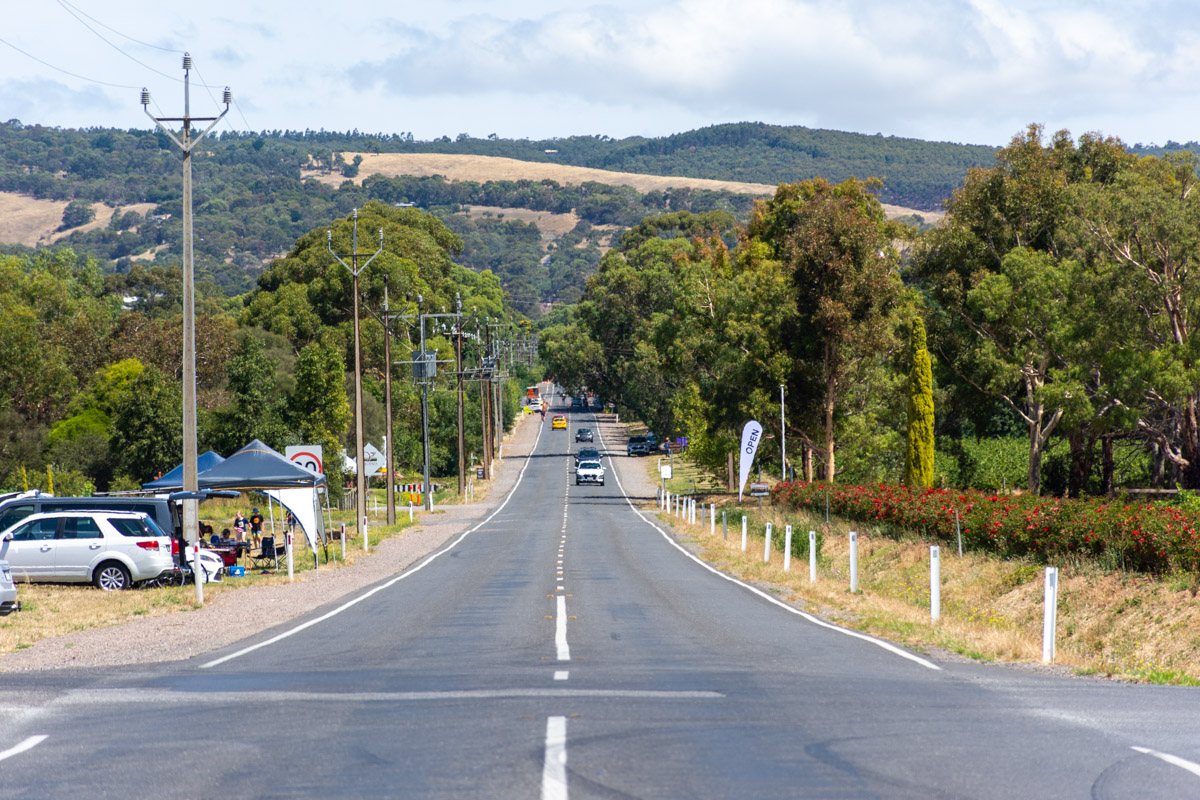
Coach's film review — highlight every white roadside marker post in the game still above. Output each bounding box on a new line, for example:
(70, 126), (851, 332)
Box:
(764, 522), (772, 563)
(287, 531), (294, 582)
(193, 542), (203, 604)
(409, 501), (414, 522)
(930, 546), (940, 621)
(809, 530), (817, 583)
(741, 516), (748, 552)
(849, 531), (859, 593)
(956, 508), (963, 557)
(1043, 567), (1059, 663)
(722, 510), (727, 540)
(710, 504), (716, 536)
(784, 525), (792, 571)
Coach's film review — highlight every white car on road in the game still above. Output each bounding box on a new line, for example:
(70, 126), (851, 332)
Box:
(0, 510), (175, 590)
(576, 460), (606, 486)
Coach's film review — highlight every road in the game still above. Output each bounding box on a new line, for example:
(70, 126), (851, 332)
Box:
(2, 397), (1200, 798)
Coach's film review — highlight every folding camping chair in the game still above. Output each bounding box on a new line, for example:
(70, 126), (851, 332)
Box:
(249, 535), (282, 570)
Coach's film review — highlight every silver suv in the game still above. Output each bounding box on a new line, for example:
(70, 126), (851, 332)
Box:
(0, 511), (174, 590)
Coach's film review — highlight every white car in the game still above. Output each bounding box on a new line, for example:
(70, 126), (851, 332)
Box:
(0, 559), (18, 614)
(576, 460), (605, 486)
(0, 511), (174, 590)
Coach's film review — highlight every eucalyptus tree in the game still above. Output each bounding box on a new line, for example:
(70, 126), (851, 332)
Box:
(744, 178), (906, 482)
(1077, 151), (1200, 489)
(914, 125), (1133, 494)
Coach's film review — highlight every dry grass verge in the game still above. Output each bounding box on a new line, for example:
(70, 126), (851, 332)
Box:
(0, 509), (417, 657)
(656, 489), (1200, 684)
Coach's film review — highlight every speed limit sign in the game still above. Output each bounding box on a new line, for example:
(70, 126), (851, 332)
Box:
(286, 445), (324, 476)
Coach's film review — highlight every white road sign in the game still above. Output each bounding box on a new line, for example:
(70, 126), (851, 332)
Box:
(286, 445), (324, 476)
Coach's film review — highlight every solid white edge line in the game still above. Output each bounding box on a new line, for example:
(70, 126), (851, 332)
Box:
(595, 414), (941, 672)
(1131, 746), (1200, 778)
(0, 735), (48, 763)
(542, 716), (568, 800)
(201, 418), (548, 669)
(556, 594), (570, 661)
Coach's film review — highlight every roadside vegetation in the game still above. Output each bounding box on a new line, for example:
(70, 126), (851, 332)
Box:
(654, 459), (1200, 684)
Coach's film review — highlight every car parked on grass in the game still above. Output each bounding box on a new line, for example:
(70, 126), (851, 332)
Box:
(575, 447), (601, 466)
(575, 460), (605, 486)
(0, 511), (175, 590)
(0, 559), (19, 615)
(627, 436), (650, 456)
(575, 428), (594, 442)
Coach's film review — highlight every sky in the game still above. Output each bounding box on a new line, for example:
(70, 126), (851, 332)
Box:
(3, 0), (1200, 148)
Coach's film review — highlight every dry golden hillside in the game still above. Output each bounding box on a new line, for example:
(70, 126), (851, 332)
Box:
(307, 153), (942, 222)
(0, 194), (156, 248)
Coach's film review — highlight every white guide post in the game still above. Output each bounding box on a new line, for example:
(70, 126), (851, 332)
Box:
(956, 508), (963, 557)
(763, 522), (772, 563)
(849, 531), (858, 593)
(287, 531), (295, 581)
(1042, 567), (1059, 663)
(930, 546), (940, 621)
(784, 525), (792, 571)
(193, 543), (203, 604)
(710, 504), (716, 536)
(741, 516), (748, 552)
(809, 530), (817, 583)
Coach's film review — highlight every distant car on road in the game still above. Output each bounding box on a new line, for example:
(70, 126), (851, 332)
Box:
(575, 447), (601, 466)
(575, 460), (605, 486)
(552, 414), (567, 429)
(627, 436), (650, 456)
(575, 428), (593, 442)
(0, 558), (19, 615)
(0, 510), (175, 590)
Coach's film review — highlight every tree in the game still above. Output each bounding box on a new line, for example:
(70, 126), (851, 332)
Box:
(914, 126), (1134, 493)
(905, 318), (935, 488)
(747, 178), (905, 482)
(60, 200), (95, 230)
(292, 334), (350, 497)
(1079, 151), (1200, 489)
(208, 335), (288, 453)
(109, 366), (182, 483)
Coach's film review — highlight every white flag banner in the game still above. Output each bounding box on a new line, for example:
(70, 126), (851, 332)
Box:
(738, 420), (764, 501)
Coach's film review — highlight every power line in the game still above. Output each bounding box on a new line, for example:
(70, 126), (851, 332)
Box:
(192, 61), (253, 132)
(0, 35), (142, 89)
(54, 0), (182, 83)
(57, 0), (183, 53)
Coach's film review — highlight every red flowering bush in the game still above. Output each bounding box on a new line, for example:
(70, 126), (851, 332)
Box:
(771, 481), (1200, 573)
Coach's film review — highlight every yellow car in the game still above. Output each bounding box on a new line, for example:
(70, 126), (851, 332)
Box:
(552, 415), (567, 429)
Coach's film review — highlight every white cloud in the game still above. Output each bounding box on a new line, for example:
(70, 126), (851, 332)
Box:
(4, 1), (1200, 145)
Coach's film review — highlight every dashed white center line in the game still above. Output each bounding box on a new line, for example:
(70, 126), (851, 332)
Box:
(542, 716), (568, 800)
(0, 735), (47, 763)
(554, 670), (569, 681)
(555, 595), (570, 660)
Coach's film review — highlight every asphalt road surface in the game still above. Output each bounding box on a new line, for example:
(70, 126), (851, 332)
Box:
(3, 399), (1200, 798)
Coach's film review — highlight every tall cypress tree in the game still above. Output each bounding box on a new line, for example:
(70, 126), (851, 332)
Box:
(905, 317), (935, 489)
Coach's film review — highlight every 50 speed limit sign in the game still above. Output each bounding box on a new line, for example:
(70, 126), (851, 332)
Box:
(285, 445), (324, 476)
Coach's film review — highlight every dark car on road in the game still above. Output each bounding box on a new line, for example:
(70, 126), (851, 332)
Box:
(574, 447), (601, 466)
(575, 428), (594, 443)
(627, 436), (650, 456)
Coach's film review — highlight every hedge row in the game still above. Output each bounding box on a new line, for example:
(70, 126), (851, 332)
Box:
(770, 482), (1200, 573)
